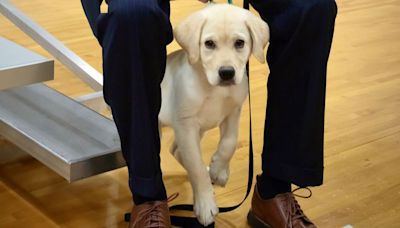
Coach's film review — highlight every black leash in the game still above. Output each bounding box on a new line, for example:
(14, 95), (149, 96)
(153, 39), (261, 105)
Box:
(125, 1), (253, 227)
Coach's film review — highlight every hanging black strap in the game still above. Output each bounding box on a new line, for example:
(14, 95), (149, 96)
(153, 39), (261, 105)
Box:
(125, 1), (253, 227)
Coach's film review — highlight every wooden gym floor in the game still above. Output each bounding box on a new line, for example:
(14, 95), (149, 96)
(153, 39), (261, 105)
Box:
(0, 0), (399, 227)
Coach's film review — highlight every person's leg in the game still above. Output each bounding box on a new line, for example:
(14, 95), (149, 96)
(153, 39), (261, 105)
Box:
(252, 0), (337, 195)
(98, 0), (173, 204)
(248, 0), (337, 227)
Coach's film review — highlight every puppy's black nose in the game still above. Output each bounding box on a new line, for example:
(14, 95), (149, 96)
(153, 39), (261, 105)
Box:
(219, 66), (235, 81)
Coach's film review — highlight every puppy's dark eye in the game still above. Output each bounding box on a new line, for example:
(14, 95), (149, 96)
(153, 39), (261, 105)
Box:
(205, 40), (216, 49)
(234, 39), (245, 49)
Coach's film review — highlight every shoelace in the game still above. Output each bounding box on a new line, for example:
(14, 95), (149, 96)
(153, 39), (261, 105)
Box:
(131, 193), (179, 228)
(284, 187), (313, 228)
(292, 186), (312, 198)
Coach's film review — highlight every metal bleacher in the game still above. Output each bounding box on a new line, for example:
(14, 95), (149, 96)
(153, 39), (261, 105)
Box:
(0, 1), (124, 182)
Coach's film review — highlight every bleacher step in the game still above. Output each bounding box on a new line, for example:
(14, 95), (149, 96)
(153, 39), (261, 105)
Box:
(0, 83), (124, 182)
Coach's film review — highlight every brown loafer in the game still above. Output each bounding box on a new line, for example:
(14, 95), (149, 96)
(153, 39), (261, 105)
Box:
(247, 184), (316, 228)
(129, 200), (171, 228)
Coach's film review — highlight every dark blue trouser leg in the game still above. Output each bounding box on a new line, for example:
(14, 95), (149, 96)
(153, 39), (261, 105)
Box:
(250, 0), (337, 187)
(96, 0), (173, 203)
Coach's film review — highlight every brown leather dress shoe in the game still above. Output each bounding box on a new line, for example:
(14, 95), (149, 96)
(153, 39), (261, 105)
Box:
(247, 185), (316, 228)
(129, 200), (171, 228)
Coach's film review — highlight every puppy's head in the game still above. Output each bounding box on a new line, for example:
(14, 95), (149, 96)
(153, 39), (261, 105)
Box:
(174, 4), (269, 86)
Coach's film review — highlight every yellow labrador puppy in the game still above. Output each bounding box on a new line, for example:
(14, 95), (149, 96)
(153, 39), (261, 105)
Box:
(159, 4), (269, 226)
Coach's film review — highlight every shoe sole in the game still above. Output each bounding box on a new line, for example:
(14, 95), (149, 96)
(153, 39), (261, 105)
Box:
(247, 210), (273, 228)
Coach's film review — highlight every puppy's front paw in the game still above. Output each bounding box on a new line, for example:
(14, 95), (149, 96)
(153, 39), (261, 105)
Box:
(209, 158), (230, 187)
(194, 191), (219, 226)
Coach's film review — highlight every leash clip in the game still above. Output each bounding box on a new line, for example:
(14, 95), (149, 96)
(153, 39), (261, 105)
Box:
(208, 0), (233, 4)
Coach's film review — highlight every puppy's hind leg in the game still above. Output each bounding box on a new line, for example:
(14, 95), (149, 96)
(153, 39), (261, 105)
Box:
(169, 140), (182, 164)
(209, 107), (241, 187)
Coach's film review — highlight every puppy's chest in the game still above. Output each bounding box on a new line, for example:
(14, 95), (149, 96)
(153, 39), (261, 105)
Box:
(197, 93), (237, 130)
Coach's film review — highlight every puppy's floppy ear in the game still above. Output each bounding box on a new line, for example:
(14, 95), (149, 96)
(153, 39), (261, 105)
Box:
(245, 12), (270, 63)
(174, 11), (207, 64)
